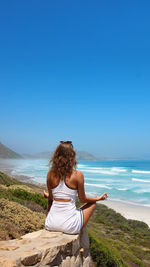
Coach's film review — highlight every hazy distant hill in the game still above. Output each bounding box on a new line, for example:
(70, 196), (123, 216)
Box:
(76, 151), (97, 160)
(22, 152), (52, 159)
(0, 142), (22, 159)
(22, 150), (98, 161)
(22, 152), (148, 161)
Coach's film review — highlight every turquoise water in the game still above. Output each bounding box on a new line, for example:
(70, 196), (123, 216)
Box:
(2, 159), (150, 207)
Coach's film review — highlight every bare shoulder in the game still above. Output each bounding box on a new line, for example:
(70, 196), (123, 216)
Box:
(73, 170), (84, 181)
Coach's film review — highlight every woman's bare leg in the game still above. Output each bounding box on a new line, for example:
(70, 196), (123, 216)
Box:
(79, 202), (96, 229)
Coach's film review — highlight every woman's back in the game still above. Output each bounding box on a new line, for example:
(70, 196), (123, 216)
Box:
(49, 169), (78, 190)
(51, 173), (78, 202)
(45, 171), (84, 234)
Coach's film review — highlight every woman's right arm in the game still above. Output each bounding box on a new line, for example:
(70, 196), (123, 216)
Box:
(77, 171), (109, 203)
(46, 171), (53, 215)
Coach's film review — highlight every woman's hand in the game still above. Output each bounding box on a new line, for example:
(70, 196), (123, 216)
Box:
(96, 192), (109, 201)
(43, 190), (49, 199)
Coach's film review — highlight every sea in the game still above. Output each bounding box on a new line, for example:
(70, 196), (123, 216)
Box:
(1, 159), (150, 207)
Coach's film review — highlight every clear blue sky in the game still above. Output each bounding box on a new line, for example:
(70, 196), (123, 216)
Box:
(0, 0), (150, 158)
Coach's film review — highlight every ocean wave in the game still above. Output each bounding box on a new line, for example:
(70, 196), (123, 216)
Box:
(86, 191), (97, 197)
(133, 188), (150, 193)
(132, 170), (150, 174)
(77, 164), (86, 168)
(78, 166), (106, 170)
(117, 188), (128, 191)
(11, 170), (35, 179)
(78, 166), (127, 175)
(81, 169), (116, 175)
(85, 177), (106, 181)
(132, 178), (150, 183)
(111, 168), (127, 172)
(105, 198), (150, 207)
(85, 178), (112, 183)
(85, 183), (112, 189)
(11, 170), (18, 175)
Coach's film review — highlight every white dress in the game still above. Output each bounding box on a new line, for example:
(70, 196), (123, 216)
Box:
(45, 177), (83, 234)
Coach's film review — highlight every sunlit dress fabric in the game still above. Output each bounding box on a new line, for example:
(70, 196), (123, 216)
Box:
(45, 177), (83, 234)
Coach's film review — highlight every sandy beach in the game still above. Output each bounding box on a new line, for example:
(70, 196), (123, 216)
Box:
(101, 199), (150, 228)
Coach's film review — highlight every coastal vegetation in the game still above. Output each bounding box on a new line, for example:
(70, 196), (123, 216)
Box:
(87, 205), (150, 267)
(0, 171), (150, 266)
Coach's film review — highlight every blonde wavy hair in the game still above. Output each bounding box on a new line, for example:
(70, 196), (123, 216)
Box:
(49, 141), (77, 180)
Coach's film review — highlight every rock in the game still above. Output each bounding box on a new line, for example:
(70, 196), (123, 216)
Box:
(0, 229), (91, 266)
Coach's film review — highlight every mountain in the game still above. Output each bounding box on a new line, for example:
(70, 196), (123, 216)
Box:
(0, 142), (22, 159)
(76, 151), (98, 161)
(22, 150), (98, 161)
(22, 152), (52, 159)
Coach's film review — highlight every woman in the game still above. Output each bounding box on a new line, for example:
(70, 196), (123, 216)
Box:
(44, 141), (109, 234)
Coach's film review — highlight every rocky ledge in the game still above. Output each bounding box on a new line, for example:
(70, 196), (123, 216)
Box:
(0, 229), (91, 267)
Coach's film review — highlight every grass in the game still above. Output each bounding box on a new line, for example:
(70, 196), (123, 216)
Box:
(88, 231), (128, 267)
(87, 204), (150, 267)
(8, 188), (47, 210)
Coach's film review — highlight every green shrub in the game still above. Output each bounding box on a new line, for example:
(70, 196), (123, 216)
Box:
(88, 231), (127, 267)
(0, 198), (45, 238)
(9, 188), (47, 210)
(0, 187), (23, 204)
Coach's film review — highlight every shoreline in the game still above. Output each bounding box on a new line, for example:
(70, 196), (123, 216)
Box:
(0, 162), (150, 228)
(0, 164), (46, 188)
(100, 199), (150, 228)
